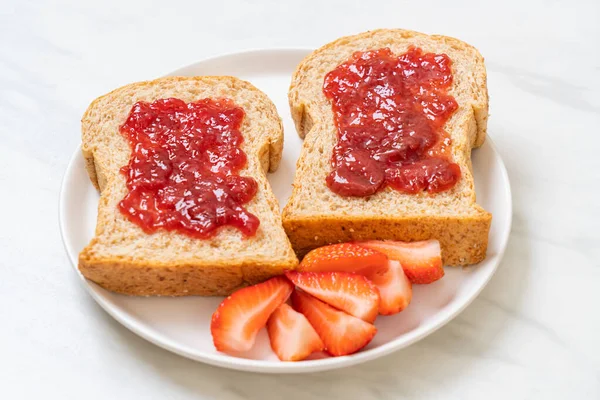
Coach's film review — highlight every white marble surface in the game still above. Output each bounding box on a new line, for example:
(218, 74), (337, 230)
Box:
(1, 0), (599, 398)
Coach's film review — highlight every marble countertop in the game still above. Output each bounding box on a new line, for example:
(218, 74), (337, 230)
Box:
(1, 0), (599, 398)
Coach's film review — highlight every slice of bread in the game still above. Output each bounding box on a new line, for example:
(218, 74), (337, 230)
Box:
(283, 29), (492, 266)
(79, 76), (298, 296)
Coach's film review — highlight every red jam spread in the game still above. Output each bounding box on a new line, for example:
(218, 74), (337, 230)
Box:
(323, 47), (461, 197)
(118, 98), (259, 238)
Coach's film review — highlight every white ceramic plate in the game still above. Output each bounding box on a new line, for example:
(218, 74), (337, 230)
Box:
(59, 49), (512, 373)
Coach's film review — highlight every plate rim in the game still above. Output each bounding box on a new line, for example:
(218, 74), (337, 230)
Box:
(59, 47), (513, 373)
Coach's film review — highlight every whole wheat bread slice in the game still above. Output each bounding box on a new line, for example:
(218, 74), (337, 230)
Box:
(283, 29), (492, 265)
(79, 76), (298, 296)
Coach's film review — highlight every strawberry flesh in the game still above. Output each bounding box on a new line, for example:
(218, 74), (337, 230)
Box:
(299, 243), (388, 275)
(286, 271), (380, 323)
(211, 276), (293, 353)
(368, 260), (412, 315)
(292, 290), (377, 356)
(267, 303), (324, 361)
(360, 240), (444, 284)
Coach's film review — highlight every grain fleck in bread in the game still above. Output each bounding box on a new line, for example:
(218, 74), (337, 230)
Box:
(79, 76), (298, 296)
(283, 29), (492, 265)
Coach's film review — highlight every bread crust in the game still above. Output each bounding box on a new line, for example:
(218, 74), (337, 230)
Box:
(79, 247), (297, 296)
(283, 214), (491, 266)
(79, 76), (298, 296)
(283, 29), (492, 265)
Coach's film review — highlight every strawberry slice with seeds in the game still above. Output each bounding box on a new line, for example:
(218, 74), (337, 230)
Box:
(292, 290), (377, 356)
(368, 260), (412, 315)
(298, 242), (414, 315)
(286, 271), (380, 323)
(211, 276), (293, 353)
(267, 303), (325, 361)
(360, 240), (444, 284)
(299, 243), (388, 275)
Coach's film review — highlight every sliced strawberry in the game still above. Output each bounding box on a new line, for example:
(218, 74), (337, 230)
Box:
(368, 260), (412, 315)
(360, 240), (444, 284)
(267, 303), (324, 361)
(286, 271), (380, 323)
(211, 276), (293, 353)
(292, 290), (377, 356)
(299, 243), (388, 275)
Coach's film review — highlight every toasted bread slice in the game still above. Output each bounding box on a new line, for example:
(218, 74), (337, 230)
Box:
(283, 29), (492, 265)
(79, 76), (298, 296)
